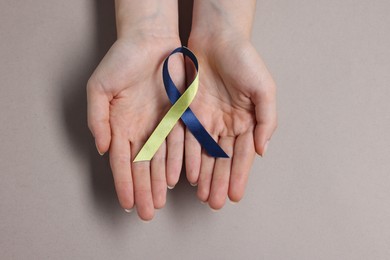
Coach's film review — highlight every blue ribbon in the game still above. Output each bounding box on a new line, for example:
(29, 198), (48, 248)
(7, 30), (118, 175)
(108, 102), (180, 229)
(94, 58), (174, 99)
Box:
(163, 47), (229, 158)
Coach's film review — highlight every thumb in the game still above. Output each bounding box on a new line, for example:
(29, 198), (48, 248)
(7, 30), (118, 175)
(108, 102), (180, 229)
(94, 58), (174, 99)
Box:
(87, 79), (111, 155)
(251, 77), (278, 156)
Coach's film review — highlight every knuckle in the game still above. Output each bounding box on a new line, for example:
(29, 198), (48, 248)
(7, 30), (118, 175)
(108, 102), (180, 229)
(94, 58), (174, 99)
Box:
(115, 179), (133, 186)
(111, 155), (130, 165)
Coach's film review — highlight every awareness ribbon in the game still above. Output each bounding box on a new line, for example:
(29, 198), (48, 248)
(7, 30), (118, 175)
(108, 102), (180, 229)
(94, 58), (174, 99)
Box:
(133, 47), (228, 162)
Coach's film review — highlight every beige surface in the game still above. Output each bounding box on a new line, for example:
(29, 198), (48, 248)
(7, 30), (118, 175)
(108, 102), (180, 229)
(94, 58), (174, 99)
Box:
(1, 0), (390, 259)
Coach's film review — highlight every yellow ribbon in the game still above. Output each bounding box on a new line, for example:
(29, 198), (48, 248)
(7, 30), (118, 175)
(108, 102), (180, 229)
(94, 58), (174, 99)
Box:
(133, 73), (199, 162)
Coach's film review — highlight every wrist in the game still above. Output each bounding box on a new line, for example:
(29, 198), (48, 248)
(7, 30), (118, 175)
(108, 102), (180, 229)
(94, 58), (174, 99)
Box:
(189, 0), (256, 42)
(115, 0), (180, 40)
(191, 0), (256, 39)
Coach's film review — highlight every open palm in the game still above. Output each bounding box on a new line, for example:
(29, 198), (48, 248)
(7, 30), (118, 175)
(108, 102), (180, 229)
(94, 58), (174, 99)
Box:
(185, 36), (277, 209)
(87, 37), (185, 220)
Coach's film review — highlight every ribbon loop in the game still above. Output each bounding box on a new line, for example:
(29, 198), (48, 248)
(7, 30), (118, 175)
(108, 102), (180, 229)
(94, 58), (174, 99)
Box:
(134, 47), (228, 162)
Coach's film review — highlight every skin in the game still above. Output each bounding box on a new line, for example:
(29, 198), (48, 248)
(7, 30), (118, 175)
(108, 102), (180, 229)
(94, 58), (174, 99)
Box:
(185, 0), (278, 210)
(87, 0), (185, 221)
(87, 0), (277, 219)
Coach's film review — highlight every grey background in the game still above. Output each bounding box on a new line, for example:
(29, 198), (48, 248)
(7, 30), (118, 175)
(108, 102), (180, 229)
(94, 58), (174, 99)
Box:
(1, 0), (389, 259)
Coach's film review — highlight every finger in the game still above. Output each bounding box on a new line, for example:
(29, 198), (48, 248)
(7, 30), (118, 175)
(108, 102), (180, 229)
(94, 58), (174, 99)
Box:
(251, 73), (277, 156)
(197, 134), (219, 202)
(109, 135), (134, 210)
(131, 142), (154, 221)
(185, 128), (202, 186)
(87, 79), (111, 155)
(228, 132), (255, 203)
(208, 136), (234, 210)
(166, 122), (184, 188)
(151, 141), (167, 209)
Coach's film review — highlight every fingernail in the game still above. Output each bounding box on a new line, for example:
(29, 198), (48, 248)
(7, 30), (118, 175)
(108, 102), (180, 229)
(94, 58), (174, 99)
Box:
(200, 200), (207, 205)
(190, 182), (198, 187)
(141, 219), (152, 223)
(262, 140), (270, 157)
(124, 208), (133, 213)
(96, 142), (104, 156)
(210, 208), (219, 212)
(229, 200), (238, 205)
(167, 185), (175, 190)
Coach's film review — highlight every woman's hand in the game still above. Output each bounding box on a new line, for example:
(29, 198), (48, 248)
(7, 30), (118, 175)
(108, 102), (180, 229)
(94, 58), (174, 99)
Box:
(87, 0), (185, 220)
(185, 32), (277, 210)
(88, 36), (185, 221)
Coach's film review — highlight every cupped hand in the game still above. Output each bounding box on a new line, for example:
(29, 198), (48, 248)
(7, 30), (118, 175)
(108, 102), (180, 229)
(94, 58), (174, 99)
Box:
(87, 36), (185, 220)
(185, 34), (277, 209)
